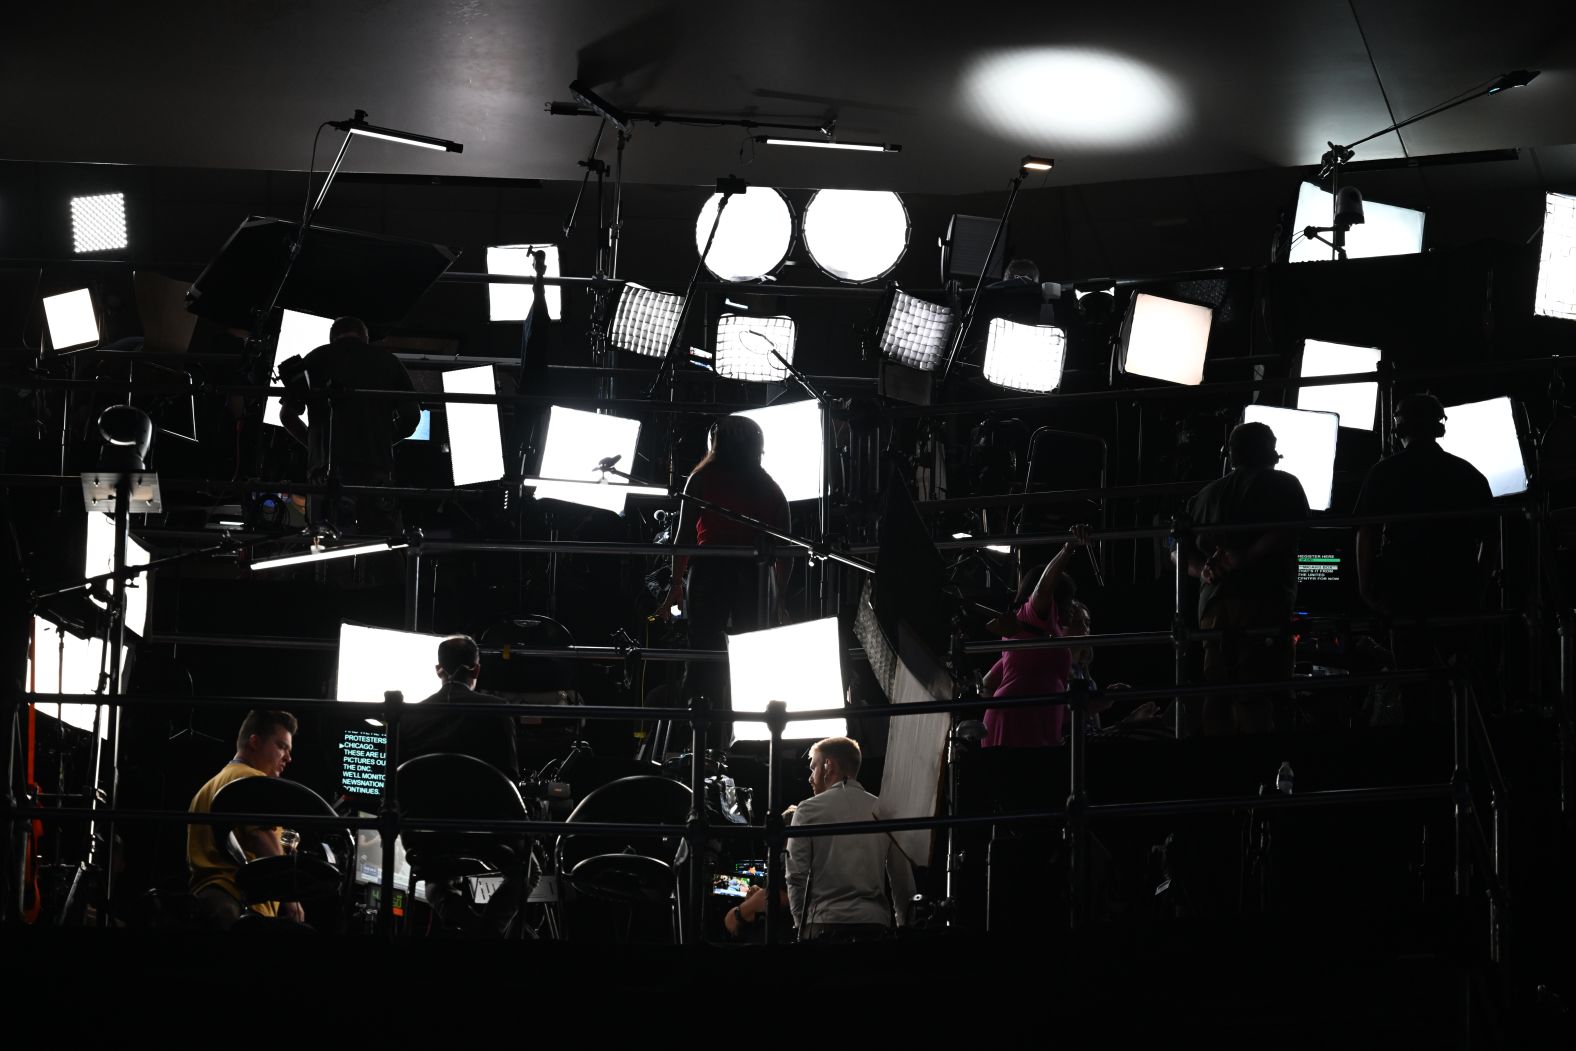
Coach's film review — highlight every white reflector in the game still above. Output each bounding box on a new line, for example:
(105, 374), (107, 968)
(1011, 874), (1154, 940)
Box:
(1438, 396), (1527, 497)
(1242, 404), (1339, 511)
(879, 289), (956, 372)
(982, 318), (1066, 393)
(265, 309), (333, 428)
(1119, 292), (1212, 386)
(734, 399), (824, 503)
(335, 623), (448, 704)
(727, 617), (847, 742)
(1297, 340), (1380, 431)
(71, 192), (128, 253)
(1535, 191), (1576, 321)
(85, 512), (150, 637)
(43, 288), (98, 351)
(609, 283), (684, 358)
(1289, 181), (1425, 263)
(486, 244), (562, 321)
(27, 616), (118, 738)
(696, 187), (793, 283)
(802, 189), (909, 283)
(442, 365), (505, 487)
(533, 405), (643, 513)
(715, 314), (795, 383)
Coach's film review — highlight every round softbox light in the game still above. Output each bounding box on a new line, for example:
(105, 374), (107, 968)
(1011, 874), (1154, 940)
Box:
(695, 187), (793, 283)
(802, 189), (909, 283)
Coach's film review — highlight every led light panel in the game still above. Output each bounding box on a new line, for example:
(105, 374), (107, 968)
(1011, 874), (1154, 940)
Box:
(982, 318), (1066, 393)
(71, 192), (128, 253)
(27, 616), (118, 738)
(85, 511), (151, 637)
(802, 189), (909, 283)
(442, 365), (505, 487)
(1242, 404), (1339, 511)
(696, 187), (793, 283)
(715, 314), (795, 383)
(609, 283), (684, 359)
(335, 623), (448, 705)
(1535, 191), (1576, 321)
(734, 399), (824, 503)
(486, 244), (562, 321)
(43, 288), (99, 351)
(264, 309), (333, 428)
(1119, 292), (1212, 386)
(879, 289), (956, 372)
(727, 617), (847, 742)
(1289, 181), (1426, 263)
(1438, 396), (1527, 497)
(1297, 340), (1381, 431)
(533, 405), (643, 513)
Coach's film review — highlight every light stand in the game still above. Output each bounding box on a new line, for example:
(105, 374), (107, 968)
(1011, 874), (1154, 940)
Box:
(765, 346), (838, 618)
(563, 119), (631, 403)
(641, 177), (742, 401)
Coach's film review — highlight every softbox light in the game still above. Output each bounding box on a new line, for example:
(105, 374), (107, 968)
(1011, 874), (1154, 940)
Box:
(486, 244), (562, 321)
(1438, 396), (1528, 497)
(982, 318), (1066, 393)
(1118, 292), (1212, 386)
(696, 187), (793, 283)
(1297, 339), (1380, 431)
(1535, 191), (1576, 321)
(1242, 404), (1339, 511)
(85, 511), (151, 637)
(533, 405), (643, 513)
(43, 288), (98, 351)
(609, 283), (684, 358)
(734, 399), (823, 503)
(27, 616), (117, 738)
(879, 289), (956, 372)
(264, 308), (332, 428)
(335, 622), (448, 705)
(714, 314), (795, 383)
(802, 189), (909, 283)
(441, 365), (505, 487)
(727, 616), (847, 742)
(1289, 181), (1425, 263)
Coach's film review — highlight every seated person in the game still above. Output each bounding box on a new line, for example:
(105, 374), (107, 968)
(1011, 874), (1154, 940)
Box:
(187, 710), (305, 930)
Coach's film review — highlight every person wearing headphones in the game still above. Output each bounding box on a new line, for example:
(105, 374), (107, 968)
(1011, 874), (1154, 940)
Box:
(402, 634), (519, 781)
(1177, 421), (1310, 735)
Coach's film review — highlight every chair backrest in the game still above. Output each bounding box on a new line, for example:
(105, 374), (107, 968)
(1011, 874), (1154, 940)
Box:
(557, 775), (692, 873)
(396, 752), (527, 820)
(209, 775), (344, 867)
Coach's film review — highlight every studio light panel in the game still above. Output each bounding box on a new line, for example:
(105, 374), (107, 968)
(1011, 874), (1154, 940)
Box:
(533, 405), (643, 513)
(715, 314), (795, 382)
(697, 187), (793, 283)
(880, 289), (956, 372)
(71, 192), (128, 253)
(727, 617), (847, 742)
(335, 623), (448, 705)
(1242, 404), (1339, 511)
(27, 616), (117, 738)
(43, 288), (99, 351)
(442, 365), (506, 487)
(1289, 181), (1425, 263)
(982, 318), (1066, 393)
(1119, 292), (1212, 386)
(610, 283), (684, 358)
(85, 511), (151, 637)
(802, 189), (909, 283)
(1535, 192), (1576, 321)
(486, 244), (562, 321)
(264, 309), (333, 428)
(734, 399), (823, 503)
(1438, 396), (1527, 497)
(1297, 340), (1380, 431)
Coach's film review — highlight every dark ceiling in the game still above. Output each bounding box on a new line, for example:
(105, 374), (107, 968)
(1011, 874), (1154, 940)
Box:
(5, 0), (1576, 195)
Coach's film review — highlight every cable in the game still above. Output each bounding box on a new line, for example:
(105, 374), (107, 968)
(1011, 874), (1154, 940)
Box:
(1347, 0), (1408, 158)
(300, 122), (335, 231)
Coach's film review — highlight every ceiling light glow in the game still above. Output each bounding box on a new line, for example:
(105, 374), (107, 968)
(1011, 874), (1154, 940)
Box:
(962, 47), (1186, 148)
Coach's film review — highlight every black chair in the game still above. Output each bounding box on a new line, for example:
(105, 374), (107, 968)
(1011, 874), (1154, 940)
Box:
(208, 776), (345, 909)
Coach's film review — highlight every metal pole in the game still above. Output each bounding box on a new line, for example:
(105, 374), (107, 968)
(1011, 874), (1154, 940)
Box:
(1560, 613), (1575, 820)
(98, 473), (132, 925)
(685, 694), (709, 945)
(763, 700), (787, 945)
(1066, 687), (1089, 929)
(1171, 516), (1189, 739)
(378, 689), (403, 938)
(1451, 680), (1469, 899)
(405, 541), (421, 632)
(756, 534), (772, 628)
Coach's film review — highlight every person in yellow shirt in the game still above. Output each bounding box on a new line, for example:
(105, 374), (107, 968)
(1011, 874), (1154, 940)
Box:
(187, 710), (305, 929)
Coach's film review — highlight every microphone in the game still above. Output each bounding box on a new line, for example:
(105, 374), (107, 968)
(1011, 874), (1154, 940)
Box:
(594, 455), (622, 473)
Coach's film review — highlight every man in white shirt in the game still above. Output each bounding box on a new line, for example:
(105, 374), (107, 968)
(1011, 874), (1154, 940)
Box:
(787, 736), (916, 942)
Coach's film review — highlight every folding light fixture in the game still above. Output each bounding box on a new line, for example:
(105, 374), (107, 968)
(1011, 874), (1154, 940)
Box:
(1297, 340), (1381, 431)
(879, 289), (957, 372)
(27, 615), (118, 738)
(487, 244), (562, 321)
(609, 283), (685, 358)
(85, 511), (150, 637)
(335, 623), (449, 705)
(442, 365), (505, 487)
(1534, 191), (1576, 321)
(714, 314), (796, 383)
(1118, 292), (1212, 386)
(982, 318), (1066, 393)
(695, 187), (793, 283)
(264, 308), (332, 427)
(1242, 404), (1340, 511)
(802, 189), (910, 283)
(1438, 396), (1528, 497)
(727, 616), (847, 742)
(250, 539), (407, 571)
(734, 399), (824, 503)
(532, 405), (644, 513)
(329, 113), (464, 153)
(1289, 181), (1425, 263)
(754, 136), (900, 153)
(43, 288), (99, 351)
(71, 192), (128, 253)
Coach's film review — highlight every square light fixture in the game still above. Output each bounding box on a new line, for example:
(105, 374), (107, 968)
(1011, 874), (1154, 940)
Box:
(1241, 404), (1340, 511)
(27, 616), (119, 738)
(264, 309), (333, 428)
(335, 623), (448, 705)
(71, 192), (128, 253)
(486, 244), (562, 321)
(734, 399), (824, 503)
(1118, 292), (1212, 386)
(42, 288), (99, 351)
(879, 289), (956, 372)
(714, 314), (796, 382)
(1289, 181), (1425, 263)
(85, 511), (151, 637)
(1534, 191), (1576, 321)
(609, 282), (684, 358)
(727, 616), (847, 742)
(1438, 396), (1528, 497)
(442, 365), (506, 487)
(531, 405), (644, 513)
(1297, 339), (1381, 431)
(982, 318), (1066, 393)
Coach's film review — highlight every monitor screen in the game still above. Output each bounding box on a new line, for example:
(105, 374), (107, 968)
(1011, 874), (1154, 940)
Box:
(340, 726), (388, 797)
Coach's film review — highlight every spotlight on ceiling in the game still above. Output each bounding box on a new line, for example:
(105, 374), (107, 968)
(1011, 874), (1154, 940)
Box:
(754, 136), (900, 153)
(1437, 396), (1528, 497)
(42, 288), (99, 351)
(1289, 181), (1424, 263)
(715, 314), (796, 383)
(71, 192), (127, 254)
(1297, 340), (1381, 431)
(879, 289), (957, 372)
(1117, 292), (1212, 386)
(981, 318), (1066, 393)
(1241, 404), (1340, 511)
(442, 365), (505, 487)
(802, 189), (910, 284)
(695, 187), (793, 283)
(609, 283), (685, 358)
(1535, 191), (1576, 322)
(487, 244), (562, 321)
(962, 47), (1185, 149)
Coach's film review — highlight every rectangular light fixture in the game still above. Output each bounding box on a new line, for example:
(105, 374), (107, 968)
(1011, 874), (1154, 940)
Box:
(27, 616), (118, 738)
(1021, 156), (1054, 172)
(1297, 339), (1381, 431)
(43, 288), (99, 351)
(1289, 181), (1425, 263)
(727, 617), (847, 742)
(1242, 404), (1340, 511)
(1438, 396), (1528, 497)
(734, 399), (824, 503)
(1118, 292), (1213, 386)
(250, 540), (406, 571)
(347, 126), (461, 153)
(532, 405), (644, 513)
(1535, 191), (1576, 321)
(486, 244), (562, 321)
(982, 318), (1066, 393)
(953, 532), (1011, 555)
(715, 313), (796, 382)
(85, 511), (151, 637)
(264, 308), (333, 427)
(442, 365), (506, 487)
(520, 477), (669, 497)
(754, 136), (899, 153)
(335, 623), (448, 705)
(879, 288), (957, 372)
(71, 192), (128, 253)
(609, 282), (685, 359)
